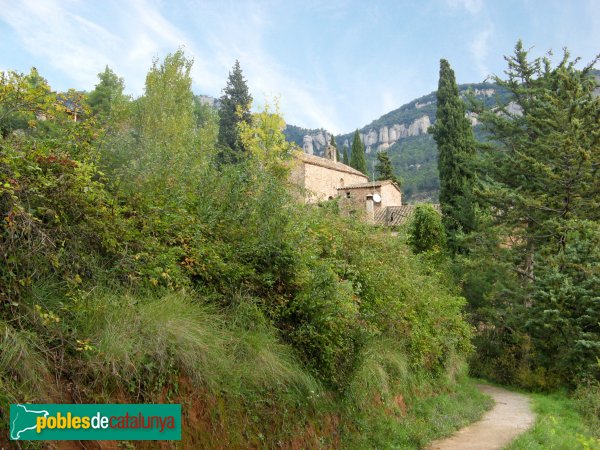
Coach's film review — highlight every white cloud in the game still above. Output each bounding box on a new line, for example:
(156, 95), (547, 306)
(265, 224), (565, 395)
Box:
(0, 0), (122, 88)
(445, 0), (483, 15)
(470, 27), (493, 78)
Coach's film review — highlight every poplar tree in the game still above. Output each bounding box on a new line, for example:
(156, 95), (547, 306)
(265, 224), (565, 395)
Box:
(217, 60), (252, 164)
(350, 129), (367, 174)
(429, 59), (476, 248)
(136, 50), (197, 202)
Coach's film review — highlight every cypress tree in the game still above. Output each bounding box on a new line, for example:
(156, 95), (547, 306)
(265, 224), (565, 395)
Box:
(342, 146), (349, 165)
(429, 59), (476, 248)
(217, 60), (253, 164)
(350, 129), (367, 174)
(330, 135), (341, 161)
(375, 151), (398, 184)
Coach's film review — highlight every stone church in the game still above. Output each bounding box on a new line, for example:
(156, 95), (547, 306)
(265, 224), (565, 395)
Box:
(291, 144), (408, 225)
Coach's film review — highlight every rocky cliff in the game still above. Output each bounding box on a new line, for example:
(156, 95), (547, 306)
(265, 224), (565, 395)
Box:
(302, 130), (331, 155)
(349, 115), (432, 153)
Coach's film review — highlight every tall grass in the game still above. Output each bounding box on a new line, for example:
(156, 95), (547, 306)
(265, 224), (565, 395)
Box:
(69, 289), (320, 404)
(0, 320), (51, 402)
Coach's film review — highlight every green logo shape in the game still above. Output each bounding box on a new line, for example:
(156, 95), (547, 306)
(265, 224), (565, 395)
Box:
(10, 404), (181, 441)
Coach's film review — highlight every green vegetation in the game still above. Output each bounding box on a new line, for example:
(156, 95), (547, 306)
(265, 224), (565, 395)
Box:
(507, 389), (600, 450)
(387, 134), (440, 201)
(4, 36), (594, 448)
(430, 59), (476, 250)
(346, 376), (493, 449)
(342, 145), (349, 165)
(0, 51), (482, 447)
(350, 129), (367, 173)
(464, 42), (600, 390)
(375, 150), (398, 184)
(217, 59), (253, 164)
(408, 204), (446, 254)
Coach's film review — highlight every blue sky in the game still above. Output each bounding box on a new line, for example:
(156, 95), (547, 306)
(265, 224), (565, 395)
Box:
(1, 0), (598, 133)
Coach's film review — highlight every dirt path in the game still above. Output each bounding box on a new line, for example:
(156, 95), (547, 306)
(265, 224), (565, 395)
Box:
(427, 384), (535, 450)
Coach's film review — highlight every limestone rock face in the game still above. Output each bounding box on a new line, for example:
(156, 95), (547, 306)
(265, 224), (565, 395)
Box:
(303, 135), (314, 155)
(407, 115), (430, 136)
(471, 88), (495, 97)
(466, 111), (479, 126)
(302, 130), (331, 156)
(352, 115), (433, 153)
(301, 115), (435, 157)
(415, 100), (433, 109)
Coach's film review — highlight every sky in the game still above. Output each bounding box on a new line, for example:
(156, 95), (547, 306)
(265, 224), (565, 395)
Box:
(1, 0), (598, 134)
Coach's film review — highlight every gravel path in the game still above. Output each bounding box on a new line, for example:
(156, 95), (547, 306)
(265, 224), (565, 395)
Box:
(426, 384), (535, 450)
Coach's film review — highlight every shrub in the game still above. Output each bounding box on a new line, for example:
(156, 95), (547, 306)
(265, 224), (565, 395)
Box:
(408, 204), (446, 253)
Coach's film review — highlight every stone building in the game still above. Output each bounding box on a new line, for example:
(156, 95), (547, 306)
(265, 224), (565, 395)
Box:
(291, 151), (368, 202)
(291, 145), (404, 223)
(291, 145), (439, 227)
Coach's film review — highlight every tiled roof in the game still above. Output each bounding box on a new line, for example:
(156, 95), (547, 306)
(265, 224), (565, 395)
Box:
(374, 204), (441, 226)
(296, 152), (367, 178)
(338, 180), (400, 190)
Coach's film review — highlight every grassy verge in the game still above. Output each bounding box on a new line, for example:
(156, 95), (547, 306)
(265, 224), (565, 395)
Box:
(507, 391), (600, 450)
(344, 377), (494, 449)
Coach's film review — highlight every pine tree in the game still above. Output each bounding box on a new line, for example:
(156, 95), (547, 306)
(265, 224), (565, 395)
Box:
(350, 130), (367, 174)
(470, 43), (600, 385)
(479, 42), (600, 276)
(217, 60), (253, 164)
(87, 66), (126, 118)
(342, 146), (349, 165)
(375, 151), (398, 184)
(429, 59), (476, 249)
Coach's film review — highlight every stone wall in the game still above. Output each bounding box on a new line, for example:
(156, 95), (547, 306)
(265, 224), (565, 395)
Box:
(380, 183), (402, 208)
(302, 163), (367, 202)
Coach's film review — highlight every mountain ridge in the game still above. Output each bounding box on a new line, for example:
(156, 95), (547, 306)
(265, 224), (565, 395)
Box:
(284, 82), (508, 201)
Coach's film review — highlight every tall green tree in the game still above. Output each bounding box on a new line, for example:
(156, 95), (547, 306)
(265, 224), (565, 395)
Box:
(217, 60), (253, 164)
(342, 145), (349, 165)
(350, 130), (367, 174)
(429, 59), (476, 249)
(375, 151), (398, 184)
(466, 42), (600, 388)
(479, 42), (600, 278)
(134, 50), (198, 203)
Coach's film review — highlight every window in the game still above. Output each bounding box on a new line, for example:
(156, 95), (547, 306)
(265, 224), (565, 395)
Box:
(346, 192), (351, 198)
(340, 178), (345, 187)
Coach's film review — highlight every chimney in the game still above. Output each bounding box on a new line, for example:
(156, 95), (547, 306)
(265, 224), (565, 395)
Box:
(365, 195), (375, 223)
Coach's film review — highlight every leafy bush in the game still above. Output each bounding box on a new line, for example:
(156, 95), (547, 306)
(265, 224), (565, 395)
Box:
(408, 204), (446, 253)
